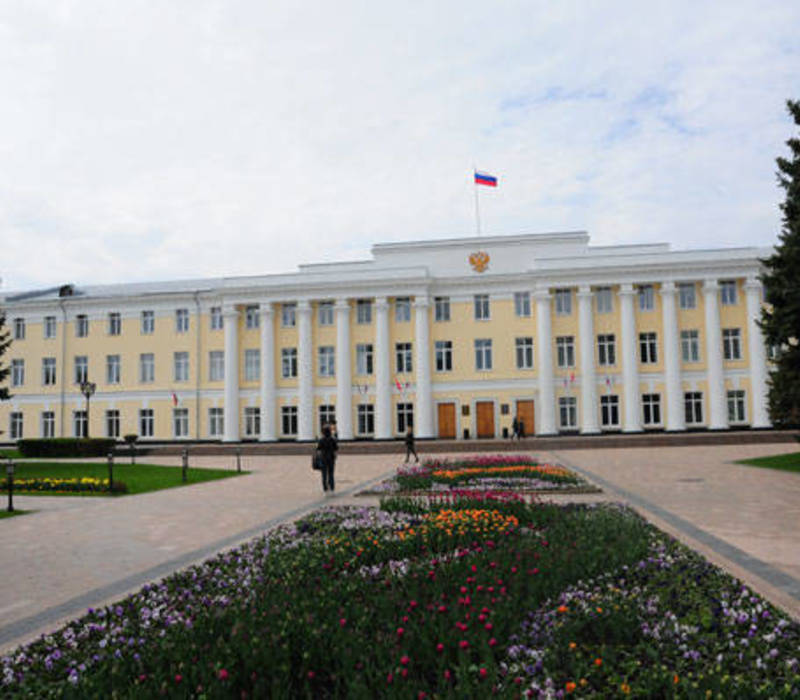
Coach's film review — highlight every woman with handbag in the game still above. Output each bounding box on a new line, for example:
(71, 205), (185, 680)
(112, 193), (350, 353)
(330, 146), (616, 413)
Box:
(316, 424), (338, 495)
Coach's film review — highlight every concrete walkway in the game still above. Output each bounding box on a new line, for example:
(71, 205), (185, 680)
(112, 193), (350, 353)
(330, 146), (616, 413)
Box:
(1, 442), (798, 656)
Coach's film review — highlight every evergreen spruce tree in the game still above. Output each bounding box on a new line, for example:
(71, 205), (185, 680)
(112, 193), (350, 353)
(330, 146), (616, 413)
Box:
(0, 310), (10, 401)
(761, 99), (800, 427)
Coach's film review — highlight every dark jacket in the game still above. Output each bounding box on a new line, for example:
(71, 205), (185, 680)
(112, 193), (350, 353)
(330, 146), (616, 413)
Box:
(404, 431), (415, 448)
(317, 434), (338, 468)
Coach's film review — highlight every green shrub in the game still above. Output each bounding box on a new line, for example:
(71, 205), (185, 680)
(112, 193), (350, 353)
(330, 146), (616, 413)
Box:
(17, 438), (117, 458)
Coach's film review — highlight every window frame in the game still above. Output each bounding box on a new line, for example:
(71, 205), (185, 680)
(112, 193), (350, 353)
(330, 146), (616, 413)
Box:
(281, 347), (298, 379)
(244, 406), (261, 437)
(42, 357), (57, 386)
(318, 346), (335, 377)
(106, 354), (121, 384)
(595, 287), (613, 314)
(684, 392), (704, 425)
(244, 348), (260, 382)
(209, 351), (224, 381)
(720, 280), (737, 306)
(556, 336), (575, 368)
(555, 289), (572, 316)
(722, 328), (742, 361)
(474, 338), (493, 371)
(434, 296), (450, 322)
(395, 342), (413, 374)
(473, 294), (490, 321)
(175, 308), (190, 334)
(639, 332), (658, 364)
(139, 409), (154, 438)
(108, 312), (121, 336)
(141, 310), (155, 335)
(558, 396), (577, 430)
(597, 334), (616, 367)
(356, 299), (373, 324)
(600, 395), (620, 428)
(318, 301), (334, 326)
(76, 314), (89, 338)
(678, 283), (696, 310)
(281, 303), (297, 328)
(642, 393), (662, 426)
(139, 353), (155, 383)
(680, 330), (700, 363)
(514, 292), (531, 318)
(638, 285), (654, 312)
(44, 316), (57, 339)
(434, 340), (452, 372)
(356, 343), (374, 375)
(515, 337), (534, 370)
(357, 403), (375, 436)
(394, 297), (411, 323)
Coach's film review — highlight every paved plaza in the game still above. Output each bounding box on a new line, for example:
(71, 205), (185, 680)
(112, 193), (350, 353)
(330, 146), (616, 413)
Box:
(1, 441), (798, 655)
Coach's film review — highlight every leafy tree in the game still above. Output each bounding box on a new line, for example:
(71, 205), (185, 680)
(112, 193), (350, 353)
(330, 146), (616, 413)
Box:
(0, 310), (10, 402)
(761, 99), (800, 427)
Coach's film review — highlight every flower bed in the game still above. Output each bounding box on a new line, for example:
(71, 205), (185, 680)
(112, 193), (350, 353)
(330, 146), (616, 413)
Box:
(0, 477), (126, 494)
(2, 495), (797, 697)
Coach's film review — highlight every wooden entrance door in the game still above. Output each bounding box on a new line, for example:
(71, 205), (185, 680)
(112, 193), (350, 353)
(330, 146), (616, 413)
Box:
(515, 400), (535, 438)
(437, 403), (456, 439)
(476, 401), (495, 438)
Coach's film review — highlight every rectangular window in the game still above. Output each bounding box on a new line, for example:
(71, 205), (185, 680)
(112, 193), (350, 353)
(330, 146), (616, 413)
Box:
(244, 407), (261, 437)
(720, 280), (737, 306)
(434, 296), (450, 322)
(139, 353), (155, 383)
(74, 356), (88, 384)
(173, 408), (189, 438)
(318, 301), (334, 326)
(356, 344), (373, 375)
(209, 351), (224, 381)
(559, 396), (577, 429)
(245, 305), (259, 329)
(11, 359), (24, 387)
(174, 351), (189, 382)
(515, 337), (534, 369)
(396, 342), (413, 373)
(600, 395), (620, 427)
(555, 289), (572, 315)
(42, 357), (57, 386)
(473, 294), (490, 320)
(597, 334), (616, 366)
(319, 405), (336, 432)
(141, 310), (154, 335)
(281, 303), (297, 328)
(106, 354), (121, 384)
(642, 393), (662, 426)
(684, 392), (704, 425)
(139, 409), (154, 438)
(395, 297), (411, 322)
(727, 390), (746, 423)
(13, 318), (25, 340)
(475, 338), (492, 371)
(556, 336), (575, 368)
(678, 283), (696, 310)
(175, 308), (189, 333)
(681, 330), (700, 363)
(108, 312), (121, 336)
(105, 410), (120, 439)
(318, 346), (335, 377)
(281, 348), (298, 378)
(595, 287), (613, 314)
(244, 349), (260, 381)
(722, 328), (742, 361)
(514, 292), (531, 317)
(210, 306), (223, 330)
(397, 402), (414, 433)
(356, 299), (372, 324)
(638, 285), (654, 312)
(435, 340), (452, 372)
(41, 411), (55, 438)
(44, 316), (57, 339)
(9, 412), (23, 440)
(357, 404), (375, 435)
(73, 410), (87, 438)
(639, 332), (658, 364)
(76, 314), (89, 337)
(281, 406), (298, 436)
(208, 407), (224, 437)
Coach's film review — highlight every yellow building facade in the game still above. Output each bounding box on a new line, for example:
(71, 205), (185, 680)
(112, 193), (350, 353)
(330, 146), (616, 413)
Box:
(0, 232), (772, 442)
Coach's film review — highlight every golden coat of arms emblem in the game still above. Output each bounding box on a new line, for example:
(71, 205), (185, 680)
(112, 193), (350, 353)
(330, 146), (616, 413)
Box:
(468, 251), (490, 273)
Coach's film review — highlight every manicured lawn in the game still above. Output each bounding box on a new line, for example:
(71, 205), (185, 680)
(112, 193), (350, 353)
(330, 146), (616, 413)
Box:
(737, 450), (800, 474)
(0, 448), (21, 459)
(0, 509), (27, 519)
(2, 462), (246, 496)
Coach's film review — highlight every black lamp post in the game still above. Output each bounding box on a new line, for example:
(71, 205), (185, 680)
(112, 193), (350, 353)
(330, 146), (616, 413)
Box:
(80, 379), (96, 438)
(6, 459), (14, 513)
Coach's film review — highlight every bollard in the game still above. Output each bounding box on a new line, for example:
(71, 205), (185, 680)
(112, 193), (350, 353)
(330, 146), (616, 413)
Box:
(236, 447), (241, 473)
(6, 458), (14, 513)
(107, 452), (114, 494)
(181, 448), (188, 483)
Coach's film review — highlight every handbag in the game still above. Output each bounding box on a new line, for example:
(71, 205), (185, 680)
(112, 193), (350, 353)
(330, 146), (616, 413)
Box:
(312, 448), (324, 471)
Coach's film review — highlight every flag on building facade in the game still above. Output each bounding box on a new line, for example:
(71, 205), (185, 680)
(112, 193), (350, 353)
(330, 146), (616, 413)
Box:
(474, 171), (498, 187)
(172, 392), (178, 406)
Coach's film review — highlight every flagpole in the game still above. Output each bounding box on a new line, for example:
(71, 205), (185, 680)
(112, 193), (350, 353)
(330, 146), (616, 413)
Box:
(473, 166), (481, 237)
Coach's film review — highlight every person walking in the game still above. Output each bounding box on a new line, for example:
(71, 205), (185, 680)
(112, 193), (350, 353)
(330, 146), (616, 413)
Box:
(316, 424), (338, 494)
(511, 415), (520, 441)
(404, 427), (419, 463)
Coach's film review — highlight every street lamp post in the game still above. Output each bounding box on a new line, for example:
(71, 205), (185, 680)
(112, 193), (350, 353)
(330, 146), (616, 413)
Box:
(80, 379), (96, 438)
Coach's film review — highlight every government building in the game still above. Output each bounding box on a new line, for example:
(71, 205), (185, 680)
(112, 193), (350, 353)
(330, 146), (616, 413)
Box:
(0, 231), (773, 443)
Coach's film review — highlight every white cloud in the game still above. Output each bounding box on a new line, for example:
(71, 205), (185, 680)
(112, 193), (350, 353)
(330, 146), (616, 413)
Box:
(0, 0), (797, 290)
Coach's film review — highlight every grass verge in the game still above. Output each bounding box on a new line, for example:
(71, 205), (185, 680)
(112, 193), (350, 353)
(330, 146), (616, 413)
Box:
(737, 450), (800, 474)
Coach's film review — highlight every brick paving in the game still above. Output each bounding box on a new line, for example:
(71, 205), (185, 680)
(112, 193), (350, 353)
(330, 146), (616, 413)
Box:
(1, 441), (798, 656)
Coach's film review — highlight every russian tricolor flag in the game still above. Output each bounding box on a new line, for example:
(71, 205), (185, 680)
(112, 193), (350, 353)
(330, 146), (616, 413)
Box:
(474, 170), (498, 187)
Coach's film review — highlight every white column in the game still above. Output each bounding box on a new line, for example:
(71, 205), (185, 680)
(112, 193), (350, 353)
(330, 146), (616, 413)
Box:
(414, 294), (433, 438)
(222, 305), (240, 442)
(619, 283), (641, 432)
(335, 299), (353, 440)
(374, 296), (392, 439)
(703, 279), (728, 429)
(534, 288), (556, 435)
(259, 304), (276, 441)
(297, 300), (314, 440)
(745, 277), (771, 428)
(659, 282), (685, 431)
(577, 286), (599, 433)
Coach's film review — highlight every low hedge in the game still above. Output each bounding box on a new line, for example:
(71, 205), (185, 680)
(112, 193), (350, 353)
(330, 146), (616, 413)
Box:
(17, 438), (117, 458)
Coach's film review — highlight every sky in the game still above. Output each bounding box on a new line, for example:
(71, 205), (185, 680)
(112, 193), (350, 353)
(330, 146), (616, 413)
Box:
(1, 1), (798, 291)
